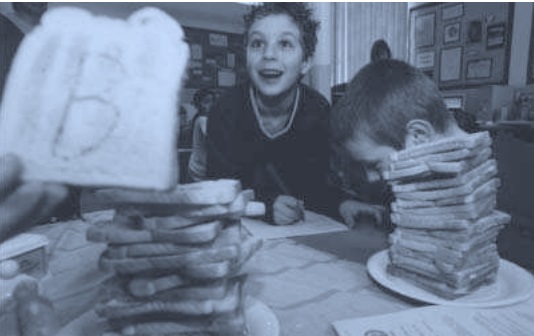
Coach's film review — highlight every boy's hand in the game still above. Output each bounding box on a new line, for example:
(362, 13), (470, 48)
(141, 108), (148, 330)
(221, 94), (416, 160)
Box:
(0, 154), (68, 242)
(272, 195), (304, 226)
(339, 199), (385, 229)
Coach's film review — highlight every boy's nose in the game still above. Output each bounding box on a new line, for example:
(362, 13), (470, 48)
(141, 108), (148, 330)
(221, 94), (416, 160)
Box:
(263, 42), (278, 59)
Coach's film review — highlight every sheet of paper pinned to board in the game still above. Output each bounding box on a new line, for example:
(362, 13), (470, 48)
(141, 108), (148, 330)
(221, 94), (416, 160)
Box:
(242, 211), (348, 239)
(332, 296), (534, 336)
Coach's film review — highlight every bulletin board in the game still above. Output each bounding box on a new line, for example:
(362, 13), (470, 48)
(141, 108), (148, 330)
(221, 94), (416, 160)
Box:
(183, 26), (246, 90)
(409, 2), (514, 89)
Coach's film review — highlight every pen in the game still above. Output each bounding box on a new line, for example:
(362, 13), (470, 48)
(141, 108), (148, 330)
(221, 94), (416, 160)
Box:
(266, 163), (306, 221)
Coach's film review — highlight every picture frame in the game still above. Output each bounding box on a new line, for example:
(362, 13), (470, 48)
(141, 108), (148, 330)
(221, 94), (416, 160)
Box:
(442, 3), (464, 21)
(440, 47), (462, 82)
(466, 58), (493, 79)
(486, 23), (506, 49)
(415, 50), (435, 69)
(415, 12), (435, 47)
(467, 20), (482, 44)
(444, 22), (461, 44)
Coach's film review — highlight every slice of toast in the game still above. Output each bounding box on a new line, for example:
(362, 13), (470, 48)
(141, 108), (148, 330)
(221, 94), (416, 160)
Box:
(388, 132), (491, 162)
(117, 189), (257, 220)
(0, 7), (189, 190)
(94, 179), (242, 206)
(87, 219), (222, 245)
(391, 159), (497, 193)
(100, 244), (238, 274)
(95, 276), (243, 319)
(386, 263), (498, 300)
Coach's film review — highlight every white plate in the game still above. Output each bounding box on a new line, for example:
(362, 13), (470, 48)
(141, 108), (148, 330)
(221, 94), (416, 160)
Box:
(57, 297), (279, 336)
(367, 249), (534, 307)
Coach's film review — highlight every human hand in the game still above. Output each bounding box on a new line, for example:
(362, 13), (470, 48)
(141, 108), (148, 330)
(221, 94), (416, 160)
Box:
(339, 199), (385, 229)
(272, 195), (305, 226)
(0, 154), (68, 242)
(1, 279), (60, 336)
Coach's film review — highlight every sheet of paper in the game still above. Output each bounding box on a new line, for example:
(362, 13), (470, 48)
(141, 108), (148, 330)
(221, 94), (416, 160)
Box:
(243, 211), (348, 239)
(333, 298), (534, 336)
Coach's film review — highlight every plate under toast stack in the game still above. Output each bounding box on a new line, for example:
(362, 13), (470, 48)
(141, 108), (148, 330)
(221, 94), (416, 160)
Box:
(383, 131), (510, 299)
(86, 179), (263, 335)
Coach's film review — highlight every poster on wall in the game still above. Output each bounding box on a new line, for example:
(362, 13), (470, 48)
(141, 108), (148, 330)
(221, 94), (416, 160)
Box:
(466, 58), (492, 79)
(416, 51), (435, 68)
(444, 23), (461, 44)
(467, 20), (483, 44)
(440, 47), (462, 82)
(442, 3), (464, 21)
(415, 13), (435, 47)
(486, 23), (506, 49)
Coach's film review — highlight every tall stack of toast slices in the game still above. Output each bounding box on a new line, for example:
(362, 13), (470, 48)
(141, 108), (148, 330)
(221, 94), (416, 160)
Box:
(383, 131), (510, 299)
(86, 179), (263, 335)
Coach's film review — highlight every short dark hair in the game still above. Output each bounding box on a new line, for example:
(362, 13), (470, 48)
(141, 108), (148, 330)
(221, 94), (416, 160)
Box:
(244, 2), (320, 60)
(370, 39), (391, 63)
(192, 88), (214, 109)
(331, 59), (453, 150)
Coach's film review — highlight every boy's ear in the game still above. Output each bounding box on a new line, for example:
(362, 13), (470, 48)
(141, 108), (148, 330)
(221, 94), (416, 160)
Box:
(300, 57), (312, 75)
(404, 119), (436, 147)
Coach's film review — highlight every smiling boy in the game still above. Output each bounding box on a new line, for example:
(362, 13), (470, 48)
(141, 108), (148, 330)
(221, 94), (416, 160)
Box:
(206, 3), (334, 225)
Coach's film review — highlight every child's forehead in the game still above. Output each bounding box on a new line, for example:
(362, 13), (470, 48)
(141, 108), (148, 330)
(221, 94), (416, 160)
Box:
(249, 13), (300, 33)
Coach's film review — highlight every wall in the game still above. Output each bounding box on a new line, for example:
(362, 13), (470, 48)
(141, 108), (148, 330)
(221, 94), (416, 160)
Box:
(48, 3), (248, 34)
(332, 2), (409, 85)
(508, 2), (533, 86)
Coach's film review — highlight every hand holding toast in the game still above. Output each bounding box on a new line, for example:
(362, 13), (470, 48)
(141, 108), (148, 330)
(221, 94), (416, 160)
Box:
(339, 199), (385, 229)
(0, 154), (68, 242)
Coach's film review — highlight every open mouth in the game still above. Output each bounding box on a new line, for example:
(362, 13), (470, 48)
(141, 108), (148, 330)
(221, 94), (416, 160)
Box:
(259, 69), (283, 79)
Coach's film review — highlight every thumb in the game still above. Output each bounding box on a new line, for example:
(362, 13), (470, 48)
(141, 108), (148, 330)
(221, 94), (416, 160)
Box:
(342, 211), (356, 229)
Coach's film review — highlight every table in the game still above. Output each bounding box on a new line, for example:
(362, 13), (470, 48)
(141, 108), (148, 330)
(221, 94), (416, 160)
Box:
(19, 213), (534, 335)
(243, 227), (417, 336)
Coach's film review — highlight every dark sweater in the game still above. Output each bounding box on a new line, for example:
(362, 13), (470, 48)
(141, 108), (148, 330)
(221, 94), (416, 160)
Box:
(206, 83), (338, 221)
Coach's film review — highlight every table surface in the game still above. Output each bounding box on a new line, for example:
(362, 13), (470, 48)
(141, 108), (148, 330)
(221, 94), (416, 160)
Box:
(25, 214), (532, 336)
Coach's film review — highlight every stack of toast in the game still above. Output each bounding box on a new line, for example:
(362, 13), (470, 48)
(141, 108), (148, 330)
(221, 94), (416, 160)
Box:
(383, 131), (510, 299)
(86, 179), (264, 335)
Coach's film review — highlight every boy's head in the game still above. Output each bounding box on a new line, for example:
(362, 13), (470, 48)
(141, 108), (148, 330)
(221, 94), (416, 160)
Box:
(370, 39), (391, 63)
(331, 59), (464, 181)
(193, 88), (215, 115)
(243, 3), (320, 99)
(244, 3), (319, 61)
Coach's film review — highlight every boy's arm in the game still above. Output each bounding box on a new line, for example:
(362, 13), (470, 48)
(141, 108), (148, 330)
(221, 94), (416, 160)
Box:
(205, 100), (241, 180)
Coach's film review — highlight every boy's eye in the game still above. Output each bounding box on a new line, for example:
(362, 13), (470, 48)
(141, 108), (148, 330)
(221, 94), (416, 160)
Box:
(279, 39), (294, 49)
(249, 39), (264, 49)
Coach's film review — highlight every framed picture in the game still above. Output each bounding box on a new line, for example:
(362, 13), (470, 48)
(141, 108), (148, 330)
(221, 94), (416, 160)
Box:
(440, 47), (462, 82)
(442, 95), (465, 110)
(442, 3), (464, 21)
(487, 23), (506, 49)
(415, 13), (435, 47)
(467, 20), (482, 44)
(415, 50), (435, 69)
(466, 58), (493, 79)
(444, 23), (461, 44)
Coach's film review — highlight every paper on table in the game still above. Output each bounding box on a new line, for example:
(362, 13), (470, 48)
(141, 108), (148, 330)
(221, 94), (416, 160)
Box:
(242, 210), (347, 239)
(333, 296), (534, 336)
